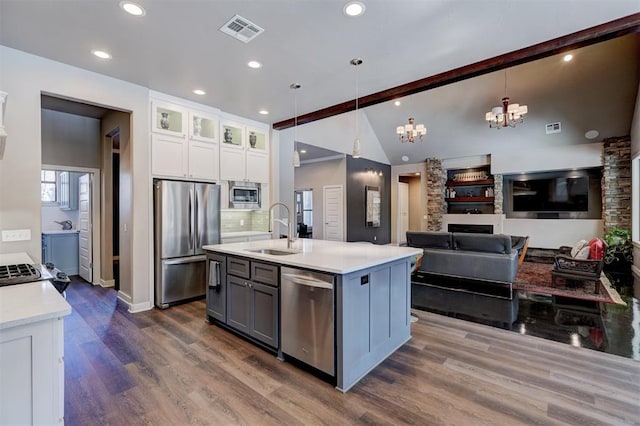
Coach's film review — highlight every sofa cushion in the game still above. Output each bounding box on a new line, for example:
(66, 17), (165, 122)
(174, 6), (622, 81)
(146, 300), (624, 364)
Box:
(570, 239), (589, 258)
(588, 238), (606, 260)
(452, 233), (512, 254)
(406, 231), (452, 249)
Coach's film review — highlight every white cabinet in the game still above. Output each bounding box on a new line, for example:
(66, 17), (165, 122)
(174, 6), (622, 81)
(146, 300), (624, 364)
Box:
(219, 121), (269, 183)
(152, 100), (187, 137)
(151, 100), (220, 181)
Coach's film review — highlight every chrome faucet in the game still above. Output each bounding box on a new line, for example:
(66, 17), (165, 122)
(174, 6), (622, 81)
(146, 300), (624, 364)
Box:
(268, 202), (295, 248)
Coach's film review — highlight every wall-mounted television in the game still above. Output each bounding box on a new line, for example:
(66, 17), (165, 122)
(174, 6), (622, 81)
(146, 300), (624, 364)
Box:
(503, 168), (602, 219)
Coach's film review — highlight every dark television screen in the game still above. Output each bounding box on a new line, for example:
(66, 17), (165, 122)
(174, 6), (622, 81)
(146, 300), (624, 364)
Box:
(512, 177), (589, 212)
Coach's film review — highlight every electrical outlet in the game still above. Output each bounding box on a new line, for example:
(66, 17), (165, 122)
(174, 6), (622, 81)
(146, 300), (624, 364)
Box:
(2, 229), (32, 242)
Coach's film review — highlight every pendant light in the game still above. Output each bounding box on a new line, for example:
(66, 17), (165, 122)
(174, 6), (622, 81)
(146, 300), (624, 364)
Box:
(351, 58), (363, 158)
(290, 83), (301, 167)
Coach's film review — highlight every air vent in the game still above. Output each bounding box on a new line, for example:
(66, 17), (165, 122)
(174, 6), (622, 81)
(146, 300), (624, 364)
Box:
(545, 122), (561, 134)
(219, 15), (264, 43)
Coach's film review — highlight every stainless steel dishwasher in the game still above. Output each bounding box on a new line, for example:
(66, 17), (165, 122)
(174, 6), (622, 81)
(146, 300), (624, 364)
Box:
(281, 266), (335, 376)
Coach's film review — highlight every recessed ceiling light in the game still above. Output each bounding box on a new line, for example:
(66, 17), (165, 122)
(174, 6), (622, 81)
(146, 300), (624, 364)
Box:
(394, 100), (401, 106)
(192, 89), (206, 96)
(259, 110), (269, 115)
(92, 50), (112, 59)
(344, 1), (366, 17)
(248, 60), (262, 69)
(300, 149), (307, 154)
(119, 1), (145, 16)
(401, 155), (409, 162)
(415, 172), (420, 176)
(563, 54), (573, 62)
(585, 129), (599, 139)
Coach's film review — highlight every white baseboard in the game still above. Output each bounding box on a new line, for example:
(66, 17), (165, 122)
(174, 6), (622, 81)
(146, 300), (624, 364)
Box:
(117, 291), (153, 313)
(100, 279), (115, 288)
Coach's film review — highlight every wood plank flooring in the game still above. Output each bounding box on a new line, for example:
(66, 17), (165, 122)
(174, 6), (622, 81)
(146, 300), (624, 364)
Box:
(64, 279), (640, 425)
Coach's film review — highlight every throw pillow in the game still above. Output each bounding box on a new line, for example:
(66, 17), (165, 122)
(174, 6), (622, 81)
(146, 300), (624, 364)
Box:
(570, 239), (589, 258)
(588, 238), (606, 260)
(574, 245), (590, 259)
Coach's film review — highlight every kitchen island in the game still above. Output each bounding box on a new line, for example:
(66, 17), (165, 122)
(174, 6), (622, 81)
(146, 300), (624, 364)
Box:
(203, 239), (421, 392)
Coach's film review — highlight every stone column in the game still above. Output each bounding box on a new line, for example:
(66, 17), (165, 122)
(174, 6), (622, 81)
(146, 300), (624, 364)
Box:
(493, 174), (503, 214)
(425, 158), (444, 231)
(602, 136), (631, 233)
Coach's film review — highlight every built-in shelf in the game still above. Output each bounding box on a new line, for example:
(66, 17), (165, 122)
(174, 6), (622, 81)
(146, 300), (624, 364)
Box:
(446, 179), (494, 187)
(446, 196), (495, 203)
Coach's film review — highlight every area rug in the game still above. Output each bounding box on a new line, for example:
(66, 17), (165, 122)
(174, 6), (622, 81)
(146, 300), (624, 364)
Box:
(514, 262), (626, 306)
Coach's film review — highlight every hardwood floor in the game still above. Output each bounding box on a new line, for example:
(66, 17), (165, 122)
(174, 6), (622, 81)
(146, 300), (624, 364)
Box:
(64, 279), (640, 425)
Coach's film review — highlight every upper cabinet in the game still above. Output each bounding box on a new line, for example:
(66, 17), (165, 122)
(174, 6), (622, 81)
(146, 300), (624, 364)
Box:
(220, 120), (269, 183)
(189, 111), (218, 143)
(152, 100), (187, 137)
(151, 98), (220, 181)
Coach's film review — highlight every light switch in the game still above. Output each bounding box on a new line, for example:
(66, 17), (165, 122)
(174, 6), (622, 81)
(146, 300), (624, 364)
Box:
(1, 229), (31, 242)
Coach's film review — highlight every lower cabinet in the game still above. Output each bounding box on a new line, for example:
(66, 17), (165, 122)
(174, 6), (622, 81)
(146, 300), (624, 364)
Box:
(206, 253), (279, 349)
(42, 232), (79, 275)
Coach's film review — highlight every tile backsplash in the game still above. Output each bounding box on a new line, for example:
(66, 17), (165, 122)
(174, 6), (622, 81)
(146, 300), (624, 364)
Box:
(221, 210), (269, 233)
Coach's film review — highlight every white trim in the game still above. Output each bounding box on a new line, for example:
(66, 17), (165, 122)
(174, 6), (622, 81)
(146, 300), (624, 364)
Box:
(128, 301), (153, 313)
(99, 279), (115, 288)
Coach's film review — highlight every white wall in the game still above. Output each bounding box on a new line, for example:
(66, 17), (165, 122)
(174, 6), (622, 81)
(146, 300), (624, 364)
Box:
(0, 46), (151, 311)
(41, 205), (78, 232)
(294, 158), (347, 239)
(491, 142), (602, 175)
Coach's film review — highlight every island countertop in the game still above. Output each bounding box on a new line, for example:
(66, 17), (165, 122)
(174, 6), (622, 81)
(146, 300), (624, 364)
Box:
(203, 238), (421, 274)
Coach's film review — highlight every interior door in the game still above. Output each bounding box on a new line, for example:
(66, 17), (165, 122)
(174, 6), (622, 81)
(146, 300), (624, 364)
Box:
(398, 182), (409, 244)
(78, 173), (93, 282)
(323, 185), (344, 241)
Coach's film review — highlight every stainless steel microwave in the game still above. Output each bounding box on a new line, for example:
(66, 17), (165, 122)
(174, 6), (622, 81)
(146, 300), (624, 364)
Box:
(229, 181), (261, 209)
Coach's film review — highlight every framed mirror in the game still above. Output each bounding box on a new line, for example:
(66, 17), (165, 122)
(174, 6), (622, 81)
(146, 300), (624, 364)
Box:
(366, 185), (381, 227)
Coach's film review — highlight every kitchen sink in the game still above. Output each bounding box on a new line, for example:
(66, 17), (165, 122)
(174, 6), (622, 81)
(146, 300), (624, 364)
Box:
(245, 248), (300, 256)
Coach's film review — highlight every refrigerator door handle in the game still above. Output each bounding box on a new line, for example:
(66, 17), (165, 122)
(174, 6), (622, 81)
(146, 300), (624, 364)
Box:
(188, 188), (194, 250)
(195, 189), (200, 249)
(163, 255), (207, 265)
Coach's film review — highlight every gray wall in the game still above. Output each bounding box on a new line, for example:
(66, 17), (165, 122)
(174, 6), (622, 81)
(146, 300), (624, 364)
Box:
(345, 156), (391, 244)
(295, 157), (346, 239)
(41, 109), (101, 168)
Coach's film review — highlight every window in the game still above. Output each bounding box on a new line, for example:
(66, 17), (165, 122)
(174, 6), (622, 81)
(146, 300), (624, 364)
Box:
(41, 170), (57, 203)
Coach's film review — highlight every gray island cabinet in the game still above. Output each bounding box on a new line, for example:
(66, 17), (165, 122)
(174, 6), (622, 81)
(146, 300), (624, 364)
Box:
(203, 239), (421, 392)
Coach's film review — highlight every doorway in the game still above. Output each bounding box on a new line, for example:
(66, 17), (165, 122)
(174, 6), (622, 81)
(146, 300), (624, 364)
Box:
(40, 94), (131, 291)
(398, 173), (422, 242)
(41, 166), (99, 282)
(294, 189), (313, 238)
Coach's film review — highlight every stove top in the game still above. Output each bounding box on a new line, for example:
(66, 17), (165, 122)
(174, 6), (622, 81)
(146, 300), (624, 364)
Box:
(0, 263), (42, 286)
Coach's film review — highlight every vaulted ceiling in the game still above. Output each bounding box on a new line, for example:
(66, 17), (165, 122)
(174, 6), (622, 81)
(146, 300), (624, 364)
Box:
(1, 1), (638, 164)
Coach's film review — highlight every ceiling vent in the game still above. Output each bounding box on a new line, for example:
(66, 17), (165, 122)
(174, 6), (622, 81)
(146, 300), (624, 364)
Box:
(219, 15), (264, 43)
(545, 122), (561, 134)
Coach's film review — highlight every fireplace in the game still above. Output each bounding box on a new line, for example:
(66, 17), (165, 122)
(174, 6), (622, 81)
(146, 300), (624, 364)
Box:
(448, 224), (493, 234)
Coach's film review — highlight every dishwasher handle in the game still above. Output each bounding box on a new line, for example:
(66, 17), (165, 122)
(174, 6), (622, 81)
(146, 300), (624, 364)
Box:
(282, 273), (333, 289)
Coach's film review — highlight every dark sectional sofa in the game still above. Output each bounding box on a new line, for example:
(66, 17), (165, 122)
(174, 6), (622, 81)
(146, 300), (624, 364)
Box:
(407, 231), (527, 326)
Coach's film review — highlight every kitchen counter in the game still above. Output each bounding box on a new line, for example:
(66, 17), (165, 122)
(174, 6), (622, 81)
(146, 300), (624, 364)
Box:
(204, 239), (420, 392)
(220, 231), (271, 239)
(0, 280), (71, 330)
(203, 238), (421, 274)
(41, 229), (79, 235)
(0, 253), (71, 424)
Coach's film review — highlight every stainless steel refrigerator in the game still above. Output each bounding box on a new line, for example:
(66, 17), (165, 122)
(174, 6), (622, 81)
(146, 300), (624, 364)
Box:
(154, 180), (220, 308)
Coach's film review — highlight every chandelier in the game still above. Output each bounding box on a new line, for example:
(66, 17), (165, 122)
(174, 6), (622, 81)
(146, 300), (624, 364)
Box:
(396, 117), (426, 143)
(485, 71), (528, 129)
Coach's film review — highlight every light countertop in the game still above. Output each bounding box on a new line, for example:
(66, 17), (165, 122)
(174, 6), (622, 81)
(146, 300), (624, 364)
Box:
(221, 231), (271, 238)
(0, 252), (34, 266)
(0, 252), (72, 330)
(0, 281), (72, 330)
(41, 230), (79, 235)
(203, 239), (421, 274)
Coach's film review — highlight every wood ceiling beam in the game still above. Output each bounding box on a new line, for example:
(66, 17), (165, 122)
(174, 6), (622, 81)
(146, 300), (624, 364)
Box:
(272, 13), (640, 131)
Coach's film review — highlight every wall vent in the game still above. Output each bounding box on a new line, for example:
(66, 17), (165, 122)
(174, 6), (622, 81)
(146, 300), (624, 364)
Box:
(545, 122), (561, 134)
(219, 15), (264, 43)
